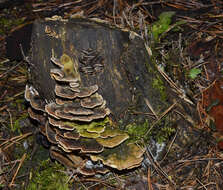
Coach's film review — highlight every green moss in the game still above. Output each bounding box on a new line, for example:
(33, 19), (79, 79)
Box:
(145, 57), (167, 102)
(152, 76), (166, 101)
(125, 114), (175, 144)
(151, 11), (175, 42)
(189, 68), (201, 79)
(156, 125), (176, 144)
(149, 11), (185, 42)
(27, 159), (70, 190)
(150, 115), (176, 144)
(126, 120), (149, 141)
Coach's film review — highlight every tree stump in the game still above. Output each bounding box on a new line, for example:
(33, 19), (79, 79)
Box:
(26, 17), (169, 173)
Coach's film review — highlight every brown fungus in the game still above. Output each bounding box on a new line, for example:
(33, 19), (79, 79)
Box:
(29, 96), (46, 112)
(90, 143), (145, 170)
(55, 134), (81, 151)
(63, 105), (94, 116)
(58, 144), (72, 153)
(28, 107), (46, 125)
(74, 85), (98, 98)
(45, 121), (57, 144)
(54, 110), (91, 121)
(25, 85), (46, 112)
(55, 98), (73, 105)
(53, 107), (109, 122)
(77, 166), (96, 176)
(94, 165), (109, 175)
(56, 135), (104, 153)
(77, 160), (109, 176)
(81, 93), (104, 108)
(63, 131), (80, 140)
(51, 73), (79, 83)
(50, 68), (64, 78)
(96, 134), (129, 148)
(80, 138), (104, 153)
(55, 84), (99, 99)
(24, 84), (31, 102)
(55, 128), (80, 140)
(66, 153), (83, 167)
(48, 117), (62, 127)
(55, 85), (79, 99)
(51, 57), (63, 68)
(45, 103), (61, 119)
(48, 117), (76, 131)
(46, 102), (95, 121)
(69, 82), (80, 88)
(69, 87), (81, 93)
(50, 146), (75, 168)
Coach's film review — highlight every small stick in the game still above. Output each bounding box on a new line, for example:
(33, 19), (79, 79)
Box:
(145, 102), (177, 136)
(19, 43), (34, 66)
(0, 132), (32, 150)
(9, 153), (27, 187)
(145, 145), (176, 188)
(6, 109), (13, 131)
(0, 61), (23, 78)
(144, 98), (158, 119)
(196, 178), (208, 190)
(160, 129), (178, 164)
(19, 44), (28, 63)
(147, 167), (154, 190)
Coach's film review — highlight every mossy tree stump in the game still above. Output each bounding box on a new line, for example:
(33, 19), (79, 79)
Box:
(26, 17), (170, 173)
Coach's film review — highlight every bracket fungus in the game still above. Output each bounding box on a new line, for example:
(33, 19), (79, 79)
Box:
(91, 142), (144, 170)
(26, 52), (145, 174)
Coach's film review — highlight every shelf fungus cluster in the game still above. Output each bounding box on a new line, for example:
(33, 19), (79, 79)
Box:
(25, 53), (144, 175)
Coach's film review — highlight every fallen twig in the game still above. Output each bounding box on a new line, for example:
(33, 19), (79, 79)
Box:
(9, 153), (26, 187)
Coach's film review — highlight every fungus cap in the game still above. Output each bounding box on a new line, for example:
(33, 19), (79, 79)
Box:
(56, 135), (104, 153)
(45, 121), (57, 144)
(28, 107), (46, 124)
(81, 93), (104, 108)
(91, 143), (145, 170)
(96, 134), (129, 148)
(50, 146), (75, 168)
